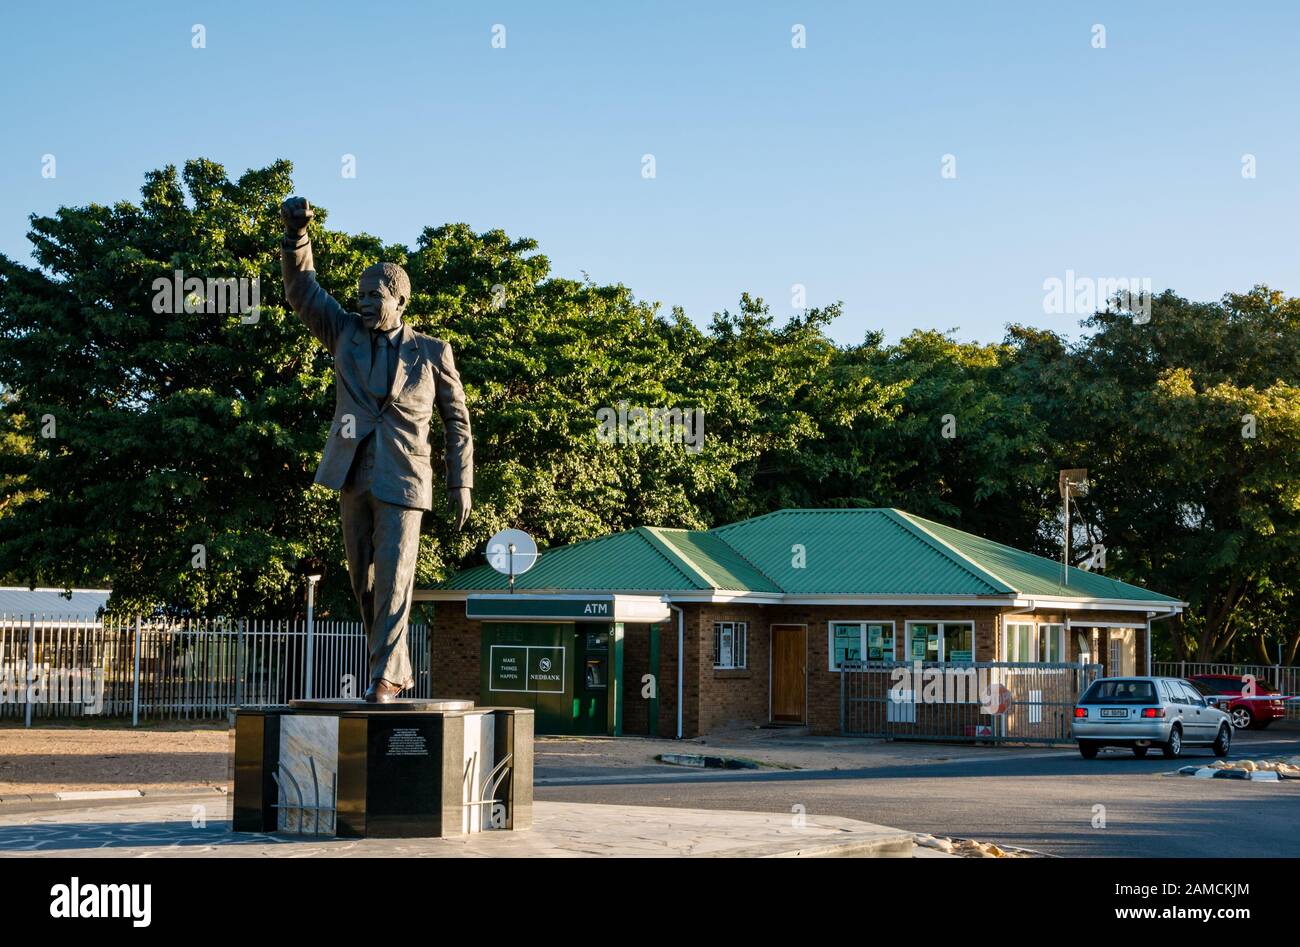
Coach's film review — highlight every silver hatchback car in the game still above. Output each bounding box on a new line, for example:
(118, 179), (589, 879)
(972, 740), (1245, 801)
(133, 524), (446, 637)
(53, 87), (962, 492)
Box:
(1072, 676), (1233, 760)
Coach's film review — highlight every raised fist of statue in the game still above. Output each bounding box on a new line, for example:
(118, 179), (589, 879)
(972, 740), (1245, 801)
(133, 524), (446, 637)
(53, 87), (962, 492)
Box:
(281, 196), (314, 236)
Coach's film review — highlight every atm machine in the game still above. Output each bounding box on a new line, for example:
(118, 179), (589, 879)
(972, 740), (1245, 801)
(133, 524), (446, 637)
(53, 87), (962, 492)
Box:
(480, 621), (623, 736)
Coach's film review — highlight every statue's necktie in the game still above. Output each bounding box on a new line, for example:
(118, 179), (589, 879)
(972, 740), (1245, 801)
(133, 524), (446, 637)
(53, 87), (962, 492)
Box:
(368, 332), (389, 400)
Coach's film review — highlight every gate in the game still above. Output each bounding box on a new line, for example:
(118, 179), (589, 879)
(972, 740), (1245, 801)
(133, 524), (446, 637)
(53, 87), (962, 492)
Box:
(840, 660), (1102, 744)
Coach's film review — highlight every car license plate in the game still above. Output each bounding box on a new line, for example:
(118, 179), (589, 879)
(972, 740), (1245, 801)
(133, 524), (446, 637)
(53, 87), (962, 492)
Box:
(1100, 708), (1127, 718)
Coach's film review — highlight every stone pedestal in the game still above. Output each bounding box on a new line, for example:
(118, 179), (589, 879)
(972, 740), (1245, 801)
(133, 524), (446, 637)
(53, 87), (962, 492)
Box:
(232, 701), (533, 838)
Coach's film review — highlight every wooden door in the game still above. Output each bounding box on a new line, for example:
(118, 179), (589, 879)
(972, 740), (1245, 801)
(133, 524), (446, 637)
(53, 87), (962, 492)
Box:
(771, 625), (806, 723)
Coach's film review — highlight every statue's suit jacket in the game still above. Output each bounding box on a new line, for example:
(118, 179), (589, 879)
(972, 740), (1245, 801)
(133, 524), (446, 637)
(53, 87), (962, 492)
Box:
(282, 233), (473, 510)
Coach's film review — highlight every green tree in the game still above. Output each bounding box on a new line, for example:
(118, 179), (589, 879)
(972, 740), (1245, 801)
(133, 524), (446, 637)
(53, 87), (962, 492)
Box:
(1054, 289), (1300, 661)
(761, 327), (1054, 552)
(0, 159), (340, 615)
(2, 158), (1296, 667)
(672, 294), (899, 524)
(0, 160), (833, 615)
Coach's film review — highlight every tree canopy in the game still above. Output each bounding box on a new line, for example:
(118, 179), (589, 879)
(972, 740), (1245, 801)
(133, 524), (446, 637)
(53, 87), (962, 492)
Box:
(0, 159), (1296, 663)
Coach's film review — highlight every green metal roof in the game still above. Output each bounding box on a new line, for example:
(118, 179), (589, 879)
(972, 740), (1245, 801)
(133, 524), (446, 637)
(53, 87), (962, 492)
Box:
(897, 511), (1180, 603)
(431, 508), (1179, 604)
(711, 508), (1008, 596)
(639, 528), (783, 593)
(437, 528), (702, 592)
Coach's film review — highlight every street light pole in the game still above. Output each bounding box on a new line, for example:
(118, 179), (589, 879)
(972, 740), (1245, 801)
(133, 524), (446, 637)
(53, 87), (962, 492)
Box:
(1062, 481), (1070, 588)
(1058, 468), (1088, 590)
(305, 575), (320, 700)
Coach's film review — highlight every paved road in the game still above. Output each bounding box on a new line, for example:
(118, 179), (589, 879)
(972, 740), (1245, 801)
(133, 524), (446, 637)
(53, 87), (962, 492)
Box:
(536, 731), (1300, 857)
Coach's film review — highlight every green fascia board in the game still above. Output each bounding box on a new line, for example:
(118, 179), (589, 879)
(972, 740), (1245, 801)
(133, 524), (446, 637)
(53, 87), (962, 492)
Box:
(897, 511), (1181, 603)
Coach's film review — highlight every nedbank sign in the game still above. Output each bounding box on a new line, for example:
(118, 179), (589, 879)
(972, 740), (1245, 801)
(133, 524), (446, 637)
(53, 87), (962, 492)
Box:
(488, 645), (566, 693)
(466, 594), (670, 623)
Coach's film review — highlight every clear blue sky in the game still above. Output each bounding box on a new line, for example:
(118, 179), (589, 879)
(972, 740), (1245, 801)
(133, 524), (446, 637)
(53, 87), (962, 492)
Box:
(2, 1), (1297, 345)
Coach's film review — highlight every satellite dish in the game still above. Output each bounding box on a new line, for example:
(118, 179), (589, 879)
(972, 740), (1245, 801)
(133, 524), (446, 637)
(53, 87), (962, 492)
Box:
(486, 529), (540, 590)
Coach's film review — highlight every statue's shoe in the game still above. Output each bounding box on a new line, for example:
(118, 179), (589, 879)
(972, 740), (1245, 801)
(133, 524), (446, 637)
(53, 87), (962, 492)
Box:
(363, 679), (409, 703)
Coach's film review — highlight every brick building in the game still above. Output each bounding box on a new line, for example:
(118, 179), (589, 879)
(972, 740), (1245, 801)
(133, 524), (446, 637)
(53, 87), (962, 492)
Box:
(417, 508), (1182, 738)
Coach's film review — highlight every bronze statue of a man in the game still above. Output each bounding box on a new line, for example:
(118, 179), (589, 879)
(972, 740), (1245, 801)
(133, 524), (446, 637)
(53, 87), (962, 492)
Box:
(280, 197), (473, 703)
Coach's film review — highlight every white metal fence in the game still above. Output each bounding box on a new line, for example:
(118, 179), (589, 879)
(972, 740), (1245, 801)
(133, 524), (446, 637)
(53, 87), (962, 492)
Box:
(0, 613), (430, 725)
(1155, 661), (1300, 721)
(840, 660), (1102, 744)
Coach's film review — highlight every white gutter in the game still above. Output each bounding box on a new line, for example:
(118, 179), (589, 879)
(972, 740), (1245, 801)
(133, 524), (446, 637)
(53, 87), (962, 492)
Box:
(1146, 607), (1181, 676)
(1006, 596), (1187, 613)
(415, 588), (1185, 611)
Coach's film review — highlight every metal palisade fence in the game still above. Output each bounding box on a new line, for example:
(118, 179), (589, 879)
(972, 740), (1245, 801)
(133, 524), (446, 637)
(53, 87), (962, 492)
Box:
(1155, 661), (1300, 721)
(840, 660), (1102, 744)
(0, 613), (430, 725)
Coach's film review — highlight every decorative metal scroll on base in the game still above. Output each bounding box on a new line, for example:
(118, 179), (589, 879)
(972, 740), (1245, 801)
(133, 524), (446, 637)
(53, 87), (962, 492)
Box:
(272, 755), (337, 835)
(463, 752), (513, 831)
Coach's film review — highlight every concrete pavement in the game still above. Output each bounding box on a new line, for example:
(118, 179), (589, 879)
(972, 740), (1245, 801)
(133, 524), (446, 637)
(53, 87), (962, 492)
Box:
(0, 796), (915, 858)
(2, 725), (1293, 857)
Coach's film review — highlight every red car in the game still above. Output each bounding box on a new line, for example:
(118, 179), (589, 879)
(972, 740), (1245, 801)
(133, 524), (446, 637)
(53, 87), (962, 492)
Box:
(1188, 674), (1287, 730)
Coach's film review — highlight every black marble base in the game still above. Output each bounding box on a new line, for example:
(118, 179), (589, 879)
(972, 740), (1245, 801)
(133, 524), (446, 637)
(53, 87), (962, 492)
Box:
(232, 704), (533, 839)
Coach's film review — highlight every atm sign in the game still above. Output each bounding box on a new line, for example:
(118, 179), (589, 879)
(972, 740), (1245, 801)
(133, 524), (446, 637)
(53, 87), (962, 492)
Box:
(467, 597), (615, 621)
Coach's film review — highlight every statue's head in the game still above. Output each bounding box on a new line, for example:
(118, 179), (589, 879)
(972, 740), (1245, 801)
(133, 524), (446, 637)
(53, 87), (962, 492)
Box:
(358, 262), (410, 332)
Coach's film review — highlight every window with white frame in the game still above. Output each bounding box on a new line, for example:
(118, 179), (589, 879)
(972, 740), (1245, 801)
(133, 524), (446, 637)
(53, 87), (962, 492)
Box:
(1003, 622), (1064, 663)
(829, 622), (895, 670)
(713, 621), (747, 669)
(906, 621), (975, 662)
(1038, 624), (1064, 662)
(1005, 622), (1033, 662)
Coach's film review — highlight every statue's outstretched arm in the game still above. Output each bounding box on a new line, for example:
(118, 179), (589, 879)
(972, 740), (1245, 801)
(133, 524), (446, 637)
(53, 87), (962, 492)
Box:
(280, 197), (351, 354)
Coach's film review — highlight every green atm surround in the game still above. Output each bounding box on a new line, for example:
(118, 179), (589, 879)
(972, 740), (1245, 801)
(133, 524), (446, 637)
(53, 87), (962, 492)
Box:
(454, 592), (670, 738)
(479, 621), (624, 736)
